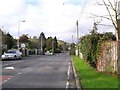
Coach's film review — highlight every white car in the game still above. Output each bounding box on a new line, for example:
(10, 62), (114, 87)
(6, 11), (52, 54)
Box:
(45, 51), (53, 55)
(2, 50), (22, 60)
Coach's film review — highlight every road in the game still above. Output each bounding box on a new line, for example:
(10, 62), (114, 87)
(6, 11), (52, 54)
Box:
(1, 52), (76, 89)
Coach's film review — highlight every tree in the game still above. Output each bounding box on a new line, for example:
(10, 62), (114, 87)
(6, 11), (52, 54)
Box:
(28, 37), (39, 49)
(38, 32), (46, 54)
(45, 37), (53, 51)
(19, 34), (29, 43)
(96, 0), (120, 75)
(53, 36), (58, 52)
(57, 40), (68, 51)
(92, 0), (119, 41)
(2, 32), (15, 49)
(69, 43), (75, 55)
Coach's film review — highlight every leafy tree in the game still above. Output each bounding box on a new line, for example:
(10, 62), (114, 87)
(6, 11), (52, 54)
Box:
(33, 36), (37, 40)
(19, 34), (29, 43)
(69, 43), (75, 55)
(38, 32), (46, 54)
(53, 36), (58, 52)
(45, 37), (53, 51)
(57, 40), (69, 51)
(2, 32), (15, 49)
(28, 37), (39, 49)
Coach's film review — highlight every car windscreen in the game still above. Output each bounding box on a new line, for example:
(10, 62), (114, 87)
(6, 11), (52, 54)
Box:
(7, 51), (16, 53)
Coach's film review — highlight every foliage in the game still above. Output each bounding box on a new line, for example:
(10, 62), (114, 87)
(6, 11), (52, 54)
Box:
(38, 32), (46, 54)
(45, 37), (53, 51)
(69, 43), (75, 55)
(72, 56), (118, 88)
(57, 40), (68, 51)
(2, 32), (15, 49)
(19, 34), (29, 43)
(28, 38), (39, 49)
(45, 36), (60, 53)
(80, 32), (116, 68)
(53, 36), (58, 52)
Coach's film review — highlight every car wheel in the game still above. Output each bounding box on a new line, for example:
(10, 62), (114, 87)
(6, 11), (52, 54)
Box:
(19, 55), (22, 59)
(14, 55), (17, 60)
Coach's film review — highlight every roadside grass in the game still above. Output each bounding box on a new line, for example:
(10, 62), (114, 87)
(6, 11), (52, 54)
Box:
(72, 56), (118, 89)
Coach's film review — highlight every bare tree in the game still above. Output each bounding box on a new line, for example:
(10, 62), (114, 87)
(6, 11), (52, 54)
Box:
(91, 0), (119, 40)
(94, 0), (120, 75)
(102, 0), (119, 40)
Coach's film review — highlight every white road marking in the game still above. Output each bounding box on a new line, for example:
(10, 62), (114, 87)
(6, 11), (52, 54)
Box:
(17, 72), (22, 75)
(67, 62), (71, 80)
(66, 62), (71, 89)
(0, 72), (22, 85)
(66, 81), (69, 89)
(4, 66), (14, 70)
(1, 78), (11, 85)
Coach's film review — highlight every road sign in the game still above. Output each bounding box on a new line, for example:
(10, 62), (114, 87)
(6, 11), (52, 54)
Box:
(21, 43), (26, 48)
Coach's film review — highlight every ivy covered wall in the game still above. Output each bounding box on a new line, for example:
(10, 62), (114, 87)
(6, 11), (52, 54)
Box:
(97, 41), (117, 73)
(79, 32), (116, 73)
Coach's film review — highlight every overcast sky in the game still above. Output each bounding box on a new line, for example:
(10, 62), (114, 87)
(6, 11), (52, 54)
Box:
(0, 0), (115, 43)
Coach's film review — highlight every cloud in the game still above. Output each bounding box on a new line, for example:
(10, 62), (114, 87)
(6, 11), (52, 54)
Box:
(0, 0), (26, 17)
(0, 0), (116, 43)
(22, 0), (83, 39)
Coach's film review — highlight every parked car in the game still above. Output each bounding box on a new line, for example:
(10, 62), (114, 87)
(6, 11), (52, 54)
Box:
(45, 51), (53, 55)
(1, 50), (22, 60)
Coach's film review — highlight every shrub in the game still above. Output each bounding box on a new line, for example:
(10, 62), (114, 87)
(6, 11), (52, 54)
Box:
(79, 32), (116, 68)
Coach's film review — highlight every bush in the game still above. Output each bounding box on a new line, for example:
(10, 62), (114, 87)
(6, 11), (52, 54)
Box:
(80, 32), (116, 68)
(69, 43), (75, 55)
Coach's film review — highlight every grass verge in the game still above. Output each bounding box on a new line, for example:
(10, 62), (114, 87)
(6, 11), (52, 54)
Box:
(72, 56), (118, 89)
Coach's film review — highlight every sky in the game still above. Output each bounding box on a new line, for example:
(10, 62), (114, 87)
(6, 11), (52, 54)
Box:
(0, 0), (116, 43)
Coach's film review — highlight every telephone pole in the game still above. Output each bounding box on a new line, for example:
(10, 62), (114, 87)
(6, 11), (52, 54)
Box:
(76, 20), (79, 57)
(72, 35), (73, 43)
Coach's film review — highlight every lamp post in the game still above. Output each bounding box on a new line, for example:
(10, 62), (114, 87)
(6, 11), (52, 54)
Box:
(17, 20), (25, 49)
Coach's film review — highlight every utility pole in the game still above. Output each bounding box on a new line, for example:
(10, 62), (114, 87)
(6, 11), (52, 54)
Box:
(72, 35), (73, 43)
(76, 20), (79, 57)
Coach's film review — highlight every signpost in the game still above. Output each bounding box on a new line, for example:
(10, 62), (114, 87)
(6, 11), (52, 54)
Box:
(21, 43), (26, 48)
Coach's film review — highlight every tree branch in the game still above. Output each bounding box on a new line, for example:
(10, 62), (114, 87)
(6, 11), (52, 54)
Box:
(102, 0), (118, 31)
(89, 13), (111, 20)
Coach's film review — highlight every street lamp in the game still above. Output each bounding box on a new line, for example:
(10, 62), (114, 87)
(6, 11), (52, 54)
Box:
(17, 20), (25, 49)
